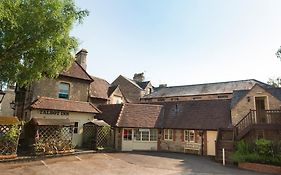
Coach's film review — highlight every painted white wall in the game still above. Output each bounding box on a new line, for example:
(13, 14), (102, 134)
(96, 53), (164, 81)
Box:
(31, 109), (95, 147)
(121, 128), (158, 151)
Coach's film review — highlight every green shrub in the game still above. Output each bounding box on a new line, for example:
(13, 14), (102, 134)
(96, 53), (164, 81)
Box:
(231, 139), (281, 166)
(255, 139), (273, 157)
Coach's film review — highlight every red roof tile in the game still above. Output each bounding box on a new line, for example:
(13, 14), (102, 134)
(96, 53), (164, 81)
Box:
(30, 97), (100, 114)
(60, 61), (93, 81)
(155, 100), (231, 130)
(89, 76), (110, 99)
(97, 103), (163, 128)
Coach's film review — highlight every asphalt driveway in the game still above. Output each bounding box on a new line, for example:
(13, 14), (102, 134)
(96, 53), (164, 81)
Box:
(0, 152), (273, 175)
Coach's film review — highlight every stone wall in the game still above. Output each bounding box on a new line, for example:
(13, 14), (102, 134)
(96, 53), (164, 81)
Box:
(141, 93), (232, 103)
(158, 129), (203, 154)
(0, 89), (15, 116)
(231, 85), (281, 125)
(31, 76), (90, 103)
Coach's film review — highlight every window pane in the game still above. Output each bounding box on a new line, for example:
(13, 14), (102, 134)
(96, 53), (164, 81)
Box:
(169, 129), (173, 140)
(128, 129), (132, 140)
(164, 129), (168, 140)
(150, 129), (157, 141)
(134, 129), (141, 140)
(59, 83), (69, 99)
(142, 131), (149, 141)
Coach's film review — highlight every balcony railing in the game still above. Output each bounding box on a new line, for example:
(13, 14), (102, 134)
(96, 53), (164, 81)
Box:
(235, 110), (281, 137)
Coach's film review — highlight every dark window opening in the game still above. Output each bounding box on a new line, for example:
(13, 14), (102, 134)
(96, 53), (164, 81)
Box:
(59, 82), (70, 99)
(74, 122), (78, 134)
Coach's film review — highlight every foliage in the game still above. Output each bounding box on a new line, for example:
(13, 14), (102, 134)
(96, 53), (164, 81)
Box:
(0, 124), (21, 142)
(231, 139), (281, 166)
(0, 0), (89, 87)
(267, 77), (281, 87)
(276, 46), (281, 60)
(255, 139), (273, 156)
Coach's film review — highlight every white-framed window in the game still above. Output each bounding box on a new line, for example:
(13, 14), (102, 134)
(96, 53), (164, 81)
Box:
(164, 129), (173, 140)
(184, 130), (195, 142)
(123, 128), (132, 141)
(133, 129), (158, 141)
(58, 82), (70, 99)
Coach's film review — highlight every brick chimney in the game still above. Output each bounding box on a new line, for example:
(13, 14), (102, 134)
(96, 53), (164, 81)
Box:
(133, 73), (145, 82)
(76, 49), (88, 70)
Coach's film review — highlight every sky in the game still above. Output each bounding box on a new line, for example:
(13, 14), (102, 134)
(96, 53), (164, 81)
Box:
(71, 0), (281, 87)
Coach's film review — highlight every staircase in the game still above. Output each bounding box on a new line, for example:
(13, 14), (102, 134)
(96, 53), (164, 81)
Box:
(235, 110), (281, 140)
(215, 128), (235, 163)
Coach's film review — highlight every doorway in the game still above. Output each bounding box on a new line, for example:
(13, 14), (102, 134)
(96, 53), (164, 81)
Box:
(255, 97), (267, 123)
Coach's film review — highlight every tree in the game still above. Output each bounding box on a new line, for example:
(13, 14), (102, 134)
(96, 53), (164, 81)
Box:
(276, 47), (281, 59)
(0, 0), (88, 87)
(267, 77), (281, 87)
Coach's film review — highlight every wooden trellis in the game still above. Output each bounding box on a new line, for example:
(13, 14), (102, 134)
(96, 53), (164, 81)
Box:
(82, 120), (113, 150)
(35, 125), (73, 154)
(0, 117), (21, 158)
(25, 118), (74, 155)
(96, 126), (112, 148)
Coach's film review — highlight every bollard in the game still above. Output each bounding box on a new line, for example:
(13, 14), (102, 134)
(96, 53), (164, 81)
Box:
(222, 148), (225, 166)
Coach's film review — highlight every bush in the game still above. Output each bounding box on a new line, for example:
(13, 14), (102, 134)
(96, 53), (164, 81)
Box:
(231, 139), (281, 166)
(255, 139), (273, 157)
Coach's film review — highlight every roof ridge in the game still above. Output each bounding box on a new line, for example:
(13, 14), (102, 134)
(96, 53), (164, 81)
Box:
(120, 75), (143, 90)
(73, 60), (93, 81)
(162, 79), (267, 89)
(116, 104), (125, 126)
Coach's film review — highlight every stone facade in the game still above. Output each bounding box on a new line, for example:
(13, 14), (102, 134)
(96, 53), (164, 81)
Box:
(112, 75), (144, 103)
(231, 85), (281, 125)
(158, 129), (204, 154)
(109, 88), (124, 104)
(0, 87), (15, 116)
(141, 93), (231, 103)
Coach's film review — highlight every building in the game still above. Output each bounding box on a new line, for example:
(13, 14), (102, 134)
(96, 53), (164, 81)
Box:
(98, 79), (281, 157)
(141, 79), (270, 102)
(0, 85), (15, 116)
(89, 76), (125, 106)
(15, 49), (103, 147)
(111, 73), (153, 103)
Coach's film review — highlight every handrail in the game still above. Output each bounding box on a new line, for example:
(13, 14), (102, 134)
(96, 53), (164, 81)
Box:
(235, 109), (281, 137)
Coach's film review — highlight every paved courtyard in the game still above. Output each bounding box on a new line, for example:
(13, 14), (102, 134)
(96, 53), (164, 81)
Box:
(0, 152), (272, 175)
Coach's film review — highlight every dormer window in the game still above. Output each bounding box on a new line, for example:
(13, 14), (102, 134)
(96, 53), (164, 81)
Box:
(58, 82), (70, 99)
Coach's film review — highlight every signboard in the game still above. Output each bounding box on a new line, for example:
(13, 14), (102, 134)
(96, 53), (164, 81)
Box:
(39, 109), (69, 116)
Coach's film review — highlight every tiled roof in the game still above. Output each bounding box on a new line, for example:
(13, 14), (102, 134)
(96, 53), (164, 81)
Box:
(0, 117), (19, 125)
(136, 81), (150, 89)
(60, 61), (93, 81)
(107, 85), (119, 97)
(30, 97), (100, 114)
(89, 76), (110, 99)
(119, 75), (143, 90)
(156, 100), (231, 130)
(231, 86), (281, 108)
(143, 79), (271, 99)
(97, 103), (163, 128)
(29, 118), (74, 126)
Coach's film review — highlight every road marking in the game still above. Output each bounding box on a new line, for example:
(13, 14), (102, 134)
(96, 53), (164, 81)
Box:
(75, 156), (82, 161)
(40, 160), (48, 167)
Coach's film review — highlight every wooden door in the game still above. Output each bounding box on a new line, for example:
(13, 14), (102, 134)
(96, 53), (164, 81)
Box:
(255, 97), (266, 123)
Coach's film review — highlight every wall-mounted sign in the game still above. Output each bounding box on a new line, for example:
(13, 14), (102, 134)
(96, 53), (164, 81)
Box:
(39, 109), (69, 116)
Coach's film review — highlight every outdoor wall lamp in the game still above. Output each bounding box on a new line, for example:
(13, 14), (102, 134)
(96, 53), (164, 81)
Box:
(0, 90), (5, 103)
(247, 96), (251, 102)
